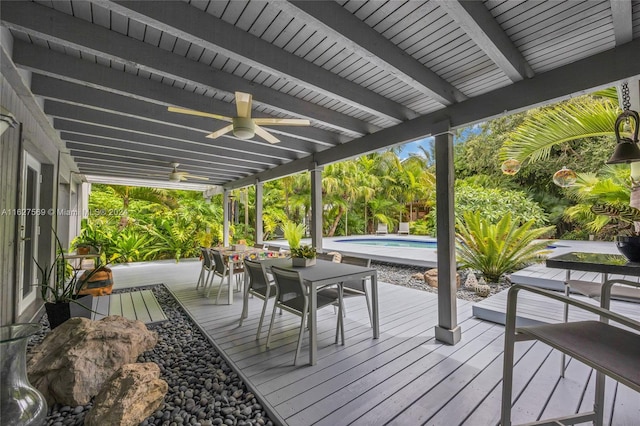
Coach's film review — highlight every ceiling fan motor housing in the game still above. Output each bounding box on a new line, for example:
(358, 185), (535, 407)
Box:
(232, 117), (255, 139)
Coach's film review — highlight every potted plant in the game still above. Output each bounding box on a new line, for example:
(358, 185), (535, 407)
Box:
(35, 231), (96, 329)
(72, 219), (104, 255)
(290, 245), (317, 267)
(591, 203), (640, 261)
(283, 221), (317, 267)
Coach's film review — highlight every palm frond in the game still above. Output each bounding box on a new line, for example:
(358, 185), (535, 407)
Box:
(500, 98), (619, 163)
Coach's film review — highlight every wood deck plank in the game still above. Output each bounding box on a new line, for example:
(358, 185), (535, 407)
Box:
(108, 293), (122, 316)
(140, 289), (168, 323)
(130, 290), (152, 323)
(92, 295), (109, 321)
(120, 292), (136, 321)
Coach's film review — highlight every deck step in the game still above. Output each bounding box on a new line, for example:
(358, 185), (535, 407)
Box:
(91, 289), (167, 324)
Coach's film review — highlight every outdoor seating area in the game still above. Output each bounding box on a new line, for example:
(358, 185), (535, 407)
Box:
(109, 257), (640, 425)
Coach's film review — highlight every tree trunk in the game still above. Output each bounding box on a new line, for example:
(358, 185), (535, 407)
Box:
(327, 207), (344, 237)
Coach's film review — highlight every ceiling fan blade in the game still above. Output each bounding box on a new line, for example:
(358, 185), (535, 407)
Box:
(235, 92), (253, 118)
(168, 106), (233, 122)
(206, 124), (234, 139)
(254, 125), (280, 144)
(185, 175), (209, 181)
(253, 118), (310, 126)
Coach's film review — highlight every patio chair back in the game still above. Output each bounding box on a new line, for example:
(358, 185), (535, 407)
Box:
(268, 266), (343, 364)
(341, 256), (371, 293)
(317, 252), (340, 262)
(266, 244), (281, 252)
(210, 249), (227, 276)
(376, 223), (388, 235)
(201, 247), (214, 270)
(244, 259), (272, 298)
(398, 222), (410, 235)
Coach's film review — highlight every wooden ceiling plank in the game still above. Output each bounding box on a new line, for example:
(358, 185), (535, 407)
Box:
(2, 1), (375, 135)
(436, 0), (534, 82)
(99, 0), (413, 122)
(281, 0), (465, 105)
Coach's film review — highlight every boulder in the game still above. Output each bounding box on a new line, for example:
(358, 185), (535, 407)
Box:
(85, 363), (168, 426)
(326, 251), (342, 263)
(411, 272), (425, 281)
(424, 269), (461, 289)
(28, 316), (157, 406)
(464, 272), (479, 289)
(475, 284), (491, 297)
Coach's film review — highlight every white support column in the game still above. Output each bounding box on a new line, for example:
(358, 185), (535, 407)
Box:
(434, 131), (461, 345)
(255, 180), (263, 245)
(310, 164), (323, 252)
(223, 190), (230, 247)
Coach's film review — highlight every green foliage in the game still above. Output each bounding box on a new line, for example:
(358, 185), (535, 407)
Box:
(106, 227), (154, 263)
(455, 182), (549, 227)
(290, 245), (316, 259)
(456, 212), (555, 282)
(591, 203), (640, 236)
(283, 221), (305, 249)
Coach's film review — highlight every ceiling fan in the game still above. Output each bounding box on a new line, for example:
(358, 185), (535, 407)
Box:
(167, 91), (310, 144)
(166, 163), (209, 183)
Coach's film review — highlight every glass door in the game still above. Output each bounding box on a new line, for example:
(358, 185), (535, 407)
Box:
(17, 152), (40, 315)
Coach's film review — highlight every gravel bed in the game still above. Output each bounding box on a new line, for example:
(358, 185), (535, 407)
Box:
(28, 285), (273, 426)
(371, 261), (511, 302)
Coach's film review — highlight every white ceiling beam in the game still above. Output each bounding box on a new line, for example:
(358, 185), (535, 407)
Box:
(13, 43), (343, 146)
(279, 0), (466, 105)
(227, 38), (640, 189)
(436, 0), (534, 82)
(96, 0), (416, 123)
(610, 0), (633, 45)
(1, 1), (374, 136)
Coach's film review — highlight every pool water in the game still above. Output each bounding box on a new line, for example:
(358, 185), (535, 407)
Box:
(336, 238), (437, 248)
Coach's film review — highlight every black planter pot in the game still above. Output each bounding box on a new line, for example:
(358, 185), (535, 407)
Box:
(44, 295), (94, 329)
(44, 302), (71, 329)
(616, 235), (640, 262)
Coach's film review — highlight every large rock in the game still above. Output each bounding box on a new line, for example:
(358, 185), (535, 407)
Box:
(85, 363), (168, 426)
(424, 269), (461, 289)
(27, 316), (157, 405)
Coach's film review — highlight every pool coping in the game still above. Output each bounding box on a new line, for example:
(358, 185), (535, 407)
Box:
(264, 236), (618, 270)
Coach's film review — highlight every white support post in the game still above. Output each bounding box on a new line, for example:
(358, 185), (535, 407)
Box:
(310, 164), (323, 252)
(223, 190), (230, 247)
(255, 180), (263, 245)
(434, 131), (461, 345)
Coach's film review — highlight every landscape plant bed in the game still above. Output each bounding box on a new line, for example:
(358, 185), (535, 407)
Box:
(28, 284), (274, 426)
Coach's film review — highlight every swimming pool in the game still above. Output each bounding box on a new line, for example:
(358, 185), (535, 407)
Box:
(335, 238), (437, 249)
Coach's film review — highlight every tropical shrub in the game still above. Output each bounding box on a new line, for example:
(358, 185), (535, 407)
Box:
(456, 211), (555, 282)
(283, 221), (305, 249)
(456, 182), (549, 227)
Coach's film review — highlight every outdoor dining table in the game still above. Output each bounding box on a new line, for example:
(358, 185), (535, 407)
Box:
(215, 247), (286, 304)
(256, 257), (379, 365)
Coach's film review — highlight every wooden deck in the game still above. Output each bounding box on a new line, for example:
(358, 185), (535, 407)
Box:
(111, 260), (639, 426)
(89, 289), (167, 324)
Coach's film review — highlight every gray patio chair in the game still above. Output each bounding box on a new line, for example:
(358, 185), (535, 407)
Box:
(560, 276), (640, 376)
(241, 259), (277, 339)
(398, 222), (410, 235)
(266, 266), (344, 365)
(208, 249), (244, 303)
(316, 252), (340, 262)
(318, 256), (372, 326)
(266, 244), (282, 252)
(501, 283), (640, 426)
(196, 247), (214, 290)
(253, 243), (265, 249)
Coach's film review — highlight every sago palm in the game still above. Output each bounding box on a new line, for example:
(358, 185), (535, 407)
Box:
(456, 212), (555, 282)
